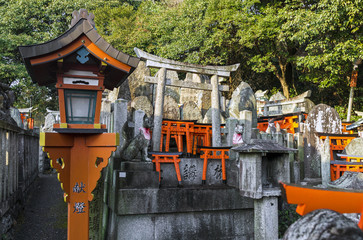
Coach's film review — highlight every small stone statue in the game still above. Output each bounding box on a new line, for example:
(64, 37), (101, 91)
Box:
(266, 119), (276, 134)
(232, 124), (244, 145)
(120, 115), (153, 162)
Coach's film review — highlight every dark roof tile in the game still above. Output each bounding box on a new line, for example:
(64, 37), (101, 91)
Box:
(116, 51), (130, 64)
(128, 57), (140, 68)
(67, 26), (83, 42)
(82, 20), (93, 34)
(85, 28), (101, 43)
(106, 46), (119, 59)
(19, 18), (140, 88)
(95, 38), (110, 53)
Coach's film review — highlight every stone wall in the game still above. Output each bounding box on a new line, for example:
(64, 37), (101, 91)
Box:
(107, 181), (254, 240)
(0, 120), (39, 238)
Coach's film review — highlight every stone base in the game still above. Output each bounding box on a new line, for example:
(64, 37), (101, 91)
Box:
(118, 161), (159, 189)
(156, 157), (239, 188)
(254, 197), (279, 240)
(301, 177), (322, 186)
(107, 187), (254, 240)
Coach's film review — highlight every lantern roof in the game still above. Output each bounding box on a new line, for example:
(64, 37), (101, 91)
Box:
(19, 10), (139, 90)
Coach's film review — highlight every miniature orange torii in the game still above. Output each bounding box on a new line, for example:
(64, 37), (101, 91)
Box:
(280, 182), (363, 229)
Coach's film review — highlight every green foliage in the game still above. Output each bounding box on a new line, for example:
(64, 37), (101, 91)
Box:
(278, 204), (300, 238)
(0, 0), (126, 124)
(1, 0), (362, 124)
(335, 105), (361, 122)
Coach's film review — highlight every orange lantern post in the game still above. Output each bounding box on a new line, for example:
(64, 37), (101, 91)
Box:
(19, 9), (139, 240)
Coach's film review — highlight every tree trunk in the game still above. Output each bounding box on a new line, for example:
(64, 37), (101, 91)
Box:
(276, 61), (293, 99)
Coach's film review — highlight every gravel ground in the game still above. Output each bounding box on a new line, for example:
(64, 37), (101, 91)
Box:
(13, 173), (67, 240)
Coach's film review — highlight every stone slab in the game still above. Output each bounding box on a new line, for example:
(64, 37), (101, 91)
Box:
(155, 157), (238, 187)
(115, 209), (253, 240)
(120, 162), (155, 172)
(116, 187), (253, 215)
(116, 170), (159, 189)
(303, 104), (341, 178)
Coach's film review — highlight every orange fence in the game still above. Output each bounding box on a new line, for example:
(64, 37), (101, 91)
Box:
(153, 119), (230, 185)
(257, 113), (307, 134)
(330, 154), (363, 181)
(159, 119), (225, 156)
(159, 119), (196, 155)
(317, 133), (358, 161)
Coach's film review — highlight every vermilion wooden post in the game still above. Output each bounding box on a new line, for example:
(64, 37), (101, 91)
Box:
(40, 132), (118, 240)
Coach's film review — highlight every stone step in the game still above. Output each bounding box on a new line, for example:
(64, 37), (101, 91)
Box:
(116, 170), (159, 189)
(120, 161), (154, 172)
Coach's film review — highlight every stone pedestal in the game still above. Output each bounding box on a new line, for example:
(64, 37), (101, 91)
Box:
(254, 196), (279, 240)
(118, 162), (159, 189)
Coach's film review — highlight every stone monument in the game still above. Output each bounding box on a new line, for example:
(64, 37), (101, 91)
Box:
(303, 104), (341, 179)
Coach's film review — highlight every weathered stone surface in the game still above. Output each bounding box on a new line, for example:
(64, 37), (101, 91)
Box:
(269, 91), (286, 101)
(255, 90), (269, 101)
(107, 87), (120, 103)
(131, 96), (153, 117)
(254, 197), (279, 240)
(283, 209), (363, 240)
(0, 83), (17, 126)
(10, 107), (23, 128)
(201, 91), (212, 114)
(118, 80), (132, 101)
(115, 209), (253, 240)
(180, 73), (205, 111)
(164, 70), (181, 105)
(42, 113), (56, 132)
(344, 137), (363, 155)
(163, 95), (180, 120)
(156, 157), (238, 187)
(120, 61), (152, 101)
(100, 99), (112, 127)
(328, 172), (363, 190)
(182, 101), (203, 122)
(228, 81), (257, 127)
(303, 104), (341, 178)
(152, 68), (166, 151)
(202, 108), (225, 124)
(116, 188), (253, 215)
(0, 213), (14, 237)
(320, 136), (331, 186)
(164, 86), (180, 103)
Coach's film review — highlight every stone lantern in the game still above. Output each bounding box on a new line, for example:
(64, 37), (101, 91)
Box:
(232, 139), (295, 240)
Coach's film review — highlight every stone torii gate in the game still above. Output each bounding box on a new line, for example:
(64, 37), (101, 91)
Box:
(134, 48), (240, 150)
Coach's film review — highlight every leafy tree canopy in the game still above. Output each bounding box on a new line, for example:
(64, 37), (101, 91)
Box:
(0, 0), (362, 123)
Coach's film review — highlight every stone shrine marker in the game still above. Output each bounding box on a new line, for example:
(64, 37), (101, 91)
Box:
(303, 104), (341, 179)
(134, 48), (239, 149)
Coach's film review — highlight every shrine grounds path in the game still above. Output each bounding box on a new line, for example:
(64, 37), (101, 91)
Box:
(13, 173), (67, 240)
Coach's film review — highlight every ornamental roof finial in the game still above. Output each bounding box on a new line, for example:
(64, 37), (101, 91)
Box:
(70, 9), (95, 28)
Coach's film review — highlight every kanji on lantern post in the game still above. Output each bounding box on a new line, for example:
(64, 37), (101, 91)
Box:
(19, 9), (139, 240)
